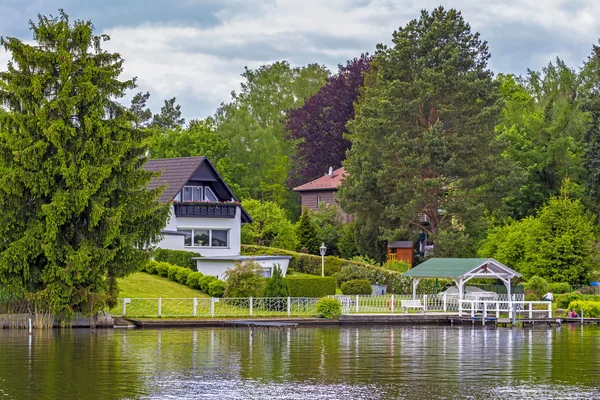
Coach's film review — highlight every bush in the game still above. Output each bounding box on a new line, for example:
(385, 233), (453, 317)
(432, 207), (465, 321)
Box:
(208, 280), (227, 297)
(176, 268), (191, 284)
(549, 282), (571, 294)
(156, 262), (171, 277)
(168, 265), (182, 281)
(224, 260), (265, 298)
(556, 293), (600, 308)
(316, 297), (342, 319)
(285, 276), (336, 297)
(341, 279), (373, 295)
(154, 248), (197, 270)
(186, 272), (204, 289)
(382, 260), (411, 273)
(525, 293), (539, 301)
(263, 265), (289, 298)
(524, 276), (549, 299)
(199, 276), (217, 293)
(567, 300), (600, 318)
(144, 260), (158, 274)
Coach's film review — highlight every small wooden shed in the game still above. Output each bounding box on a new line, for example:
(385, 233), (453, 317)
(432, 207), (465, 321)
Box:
(387, 241), (414, 265)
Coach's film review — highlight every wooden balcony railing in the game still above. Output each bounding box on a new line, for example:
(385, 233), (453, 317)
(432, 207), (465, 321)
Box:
(173, 202), (237, 218)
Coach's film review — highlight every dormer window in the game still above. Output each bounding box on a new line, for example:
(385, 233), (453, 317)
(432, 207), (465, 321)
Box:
(182, 186), (203, 202)
(204, 186), (218, 202)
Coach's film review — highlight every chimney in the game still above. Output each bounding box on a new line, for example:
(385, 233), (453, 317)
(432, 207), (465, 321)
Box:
(328, 166), (333, 177)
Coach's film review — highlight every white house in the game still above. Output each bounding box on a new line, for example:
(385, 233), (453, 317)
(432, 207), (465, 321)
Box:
(144, 156), (290, 279)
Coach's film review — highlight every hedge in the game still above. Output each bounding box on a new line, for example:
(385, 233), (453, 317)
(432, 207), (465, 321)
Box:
(154, 248), (197, 270)
(341, 279), (372, 295)
(142, 260), (224, 297)
(556, 293), (600, 309)
(285, 276), (337, 297)
(567, 300), (600, 317)
(548, 282), (571, 294)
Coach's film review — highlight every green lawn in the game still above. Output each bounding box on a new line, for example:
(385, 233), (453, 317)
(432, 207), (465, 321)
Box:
(118, 272), (210, 299)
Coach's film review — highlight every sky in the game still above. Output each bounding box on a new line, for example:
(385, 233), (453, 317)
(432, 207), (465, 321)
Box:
(1, 0), (600, 121)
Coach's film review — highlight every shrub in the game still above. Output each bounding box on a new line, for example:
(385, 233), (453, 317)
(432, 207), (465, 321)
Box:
(186, 272), (204, 289)
(168, 265), (182, 281)
(549, 282), (571, 294)
(208, 280), (227, 297)
(556, 293), (600, 308)
(285, 276), (336, 297)
(316, 297), (342, 319)
(567, 300), (600, 318)
(154, 248), (197, 270)
(382, 260), (411, 273)
(176, 268), (191, 284)
(199, 276), (217, 293)
(525, 293), (539, 301)
(341, 279), (373, 295)
(156, 262), (171, 277)
(263, 265), (289, 298)
(144, 260), (158, 274)
(524, 276), (549, 299)
(224, 260), (265, 298)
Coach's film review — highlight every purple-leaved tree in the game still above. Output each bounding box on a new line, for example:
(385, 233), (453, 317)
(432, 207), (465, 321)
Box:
(285, 54), (372, 187)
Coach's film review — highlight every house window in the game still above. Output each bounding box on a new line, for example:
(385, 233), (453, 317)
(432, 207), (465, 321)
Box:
(205, 186), (218, 202)
(262, 268), (272, 278)
(178, 229), (229, 248)
(317, 195), (322, 205)
(182, 186), (203, 201)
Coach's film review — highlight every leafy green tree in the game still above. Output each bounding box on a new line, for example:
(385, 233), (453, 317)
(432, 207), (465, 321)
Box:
(337, 223), (360, 260)
(129, 91), (152, 129)
(312, 203), (344, 256)
(296, 210), (319, 254)
(152, 97), (185, 130)
(339, 7), (506, 260)
(479, 182), (598, 284)
(224, 260), (265, 298)
(215, 61), (329, 211)
(584, 44), (600, 215)
(0, 12), (168, 317)
(241, 199), (297, 250)
(262, 265), (289, 298)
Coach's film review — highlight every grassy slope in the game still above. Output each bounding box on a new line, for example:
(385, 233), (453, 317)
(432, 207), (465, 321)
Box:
(118, 272), (210, 298)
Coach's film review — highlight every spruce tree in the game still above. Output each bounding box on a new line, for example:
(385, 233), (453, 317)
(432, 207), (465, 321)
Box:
(296, 210), (319, 254)
(263, 265), (289, 298)
(0, 11), (169, 317)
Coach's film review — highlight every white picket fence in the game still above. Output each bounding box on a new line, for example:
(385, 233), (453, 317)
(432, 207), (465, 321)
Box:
(116, 294), (526, 317)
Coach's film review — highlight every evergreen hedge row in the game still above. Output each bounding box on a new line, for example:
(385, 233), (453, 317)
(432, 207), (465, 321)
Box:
(141, 260), (225, 297)
(153, 248), (198, 270)
(285, 276), (337, 297)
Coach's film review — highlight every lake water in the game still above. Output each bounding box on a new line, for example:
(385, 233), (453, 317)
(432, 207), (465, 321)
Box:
(0, 325), (599, 399)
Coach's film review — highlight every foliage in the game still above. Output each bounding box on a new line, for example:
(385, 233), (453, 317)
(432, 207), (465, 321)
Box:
(175, 268), (191, 284)
(285, 276), (337, 297)
(156, 262), (171, 278)
(383, 261), (411, 273)
(215, 61), (329, 210)
(144, 260), (158, 275)
(556, 293), (600, 308)
(241, 199), (297, 250)
(567, 300), (600, 317)
(152, 97), (185, 131)
(153, 248), (198, 270)
(315, 297), (342, 319)
(0, 12), (169, 317)
(186, 272), (204, 290)
(296, 210), (319, 254)
(286, 54), (372, 187)
(223, 260), (265, 298)
(263, 265), (289, 297)
(340, 279), (373, 295)
(339, 7), (507, 261)
(524, 293), (539, 301)
(129, 92), (153, 129)
(338, 223), (360, 259)
(549, 282), (572, 294)
(584, 45), (600, 216)
(208, 280), (227, 298)
(167, 265), (182, 281)
(117, 272), (210, 299)
(199, 276), (217, 293)
(479, 187), (598, 284)
(524, 276), (549, 299)
(312, 203), (345, 256)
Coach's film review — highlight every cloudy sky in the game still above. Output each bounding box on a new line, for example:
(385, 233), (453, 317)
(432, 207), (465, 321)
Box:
(1, 0), (600, 120)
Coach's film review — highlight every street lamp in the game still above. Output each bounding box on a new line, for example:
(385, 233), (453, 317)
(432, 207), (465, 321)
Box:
(319, 242), (327, 277)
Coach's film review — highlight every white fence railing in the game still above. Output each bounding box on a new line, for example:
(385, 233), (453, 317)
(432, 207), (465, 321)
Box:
(459, 299), (553, 319)
(115, 294), (527, 317)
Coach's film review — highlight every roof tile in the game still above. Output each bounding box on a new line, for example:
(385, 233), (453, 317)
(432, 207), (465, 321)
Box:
(293, 167), (346, 192)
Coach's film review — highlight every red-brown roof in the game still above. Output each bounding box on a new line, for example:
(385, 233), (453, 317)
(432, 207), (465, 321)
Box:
(144, 156), (206, 203)
(293, 167), (346, 192)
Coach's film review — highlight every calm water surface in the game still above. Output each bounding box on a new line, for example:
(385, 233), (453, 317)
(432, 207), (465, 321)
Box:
(0, 325), (599, 399)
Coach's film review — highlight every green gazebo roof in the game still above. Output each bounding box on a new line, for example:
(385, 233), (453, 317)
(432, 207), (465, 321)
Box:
(402, 258), (521, 279)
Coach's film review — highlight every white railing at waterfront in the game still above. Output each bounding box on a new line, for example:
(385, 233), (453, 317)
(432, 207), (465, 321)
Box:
(116, 294), (526, 317)
(459, 299), (553, 319)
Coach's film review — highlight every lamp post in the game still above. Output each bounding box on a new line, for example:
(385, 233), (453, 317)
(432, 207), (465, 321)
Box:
(319, 242), (327, 277)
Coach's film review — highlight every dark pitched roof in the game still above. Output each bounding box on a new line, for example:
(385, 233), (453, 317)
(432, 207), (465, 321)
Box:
(388, 241), (413, 249)
(144, 156), (206, 203)
(293, 167), (346, 192)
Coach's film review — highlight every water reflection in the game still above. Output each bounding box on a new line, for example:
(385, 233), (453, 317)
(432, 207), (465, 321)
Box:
(0, 326), (599, 399)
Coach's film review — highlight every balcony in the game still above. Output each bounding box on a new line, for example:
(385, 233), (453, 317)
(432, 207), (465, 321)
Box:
(173, 202), (237, 218)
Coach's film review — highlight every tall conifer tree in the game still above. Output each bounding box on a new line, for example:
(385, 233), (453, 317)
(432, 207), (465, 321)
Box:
(0, 11), (168, 317)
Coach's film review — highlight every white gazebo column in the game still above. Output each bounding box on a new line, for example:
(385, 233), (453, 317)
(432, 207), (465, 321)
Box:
(454, 278), (464, 316)
(412, 278), (421, 300)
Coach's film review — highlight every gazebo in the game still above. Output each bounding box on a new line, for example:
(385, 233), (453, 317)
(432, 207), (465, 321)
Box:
(402, 258), (522, 301)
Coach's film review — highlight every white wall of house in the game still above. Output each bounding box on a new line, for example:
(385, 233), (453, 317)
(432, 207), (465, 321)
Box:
(158, 205), (242, 257)
(195, 256), (291, 280)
